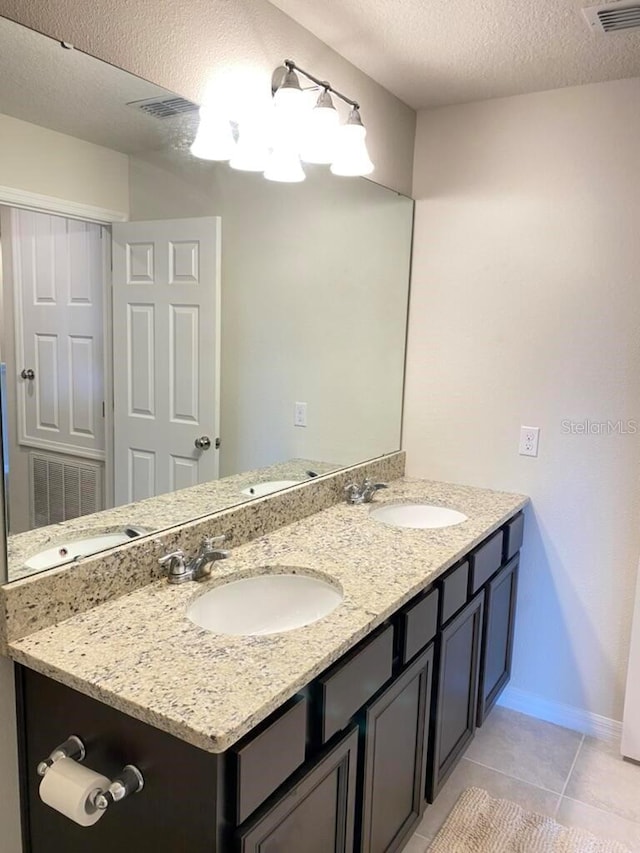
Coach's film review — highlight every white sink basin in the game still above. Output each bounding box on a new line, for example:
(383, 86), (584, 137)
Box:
(187, 572), (343, 636)
(370, 503), (468, 530)
(24, 530), (144, 571)
(241, 479), (302, 497)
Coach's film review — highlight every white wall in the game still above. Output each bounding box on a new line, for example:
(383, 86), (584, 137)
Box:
(405, 77), (640, 723)
(129, 153), (412, 476)
(0, 113), (128, 214)
(0, 0), (415, 196)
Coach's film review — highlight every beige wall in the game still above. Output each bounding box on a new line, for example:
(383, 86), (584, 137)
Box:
(405, 77), (640, 723)
(129, 153), (412, 476)
(0, 0), (415, 196)
(0, 113), (128, 214)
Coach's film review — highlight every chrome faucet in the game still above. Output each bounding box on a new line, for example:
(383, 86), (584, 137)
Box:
(344, 478), (388, 505)
(159, 535), (230, 584)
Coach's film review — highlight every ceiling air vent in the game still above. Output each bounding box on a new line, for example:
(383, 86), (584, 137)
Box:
(583, 1), (640, 33)
(127, 95), (199, 119)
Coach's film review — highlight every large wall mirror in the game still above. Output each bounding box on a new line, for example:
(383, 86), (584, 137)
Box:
(0, 16), (413, 583)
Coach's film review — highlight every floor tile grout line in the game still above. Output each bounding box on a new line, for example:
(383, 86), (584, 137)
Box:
(555, 733), (585, 818)
(463, 756), (568, 798)
(559, 794), (640, 829)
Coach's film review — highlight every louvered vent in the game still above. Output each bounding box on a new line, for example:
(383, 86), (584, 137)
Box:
(30, 453), (103, 528)
(127, 95), (199, 119)
(583, 1), (640, 33)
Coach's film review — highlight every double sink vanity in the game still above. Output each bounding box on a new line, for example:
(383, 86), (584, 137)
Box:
(1, 453), (528, 853)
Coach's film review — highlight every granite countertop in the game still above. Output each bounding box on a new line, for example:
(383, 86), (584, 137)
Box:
(7, 478), (528, 754)
(7, 457), (338, 580)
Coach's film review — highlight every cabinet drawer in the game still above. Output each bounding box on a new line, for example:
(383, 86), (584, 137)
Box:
(232, 694), (307, 824)
(400, 587), (439, 664)
(469, 531), (504, 593)
(319, 626), (394, 743)
(441, 562), (469, 625)
(503, 513), (524, 561)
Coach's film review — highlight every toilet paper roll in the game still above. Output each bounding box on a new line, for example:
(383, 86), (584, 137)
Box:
(39, 757), (111, 827)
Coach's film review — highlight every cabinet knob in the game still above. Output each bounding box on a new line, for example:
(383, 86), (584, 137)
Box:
(21, 368), (35, 380)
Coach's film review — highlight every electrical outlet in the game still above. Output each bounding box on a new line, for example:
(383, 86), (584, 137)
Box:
(519, 425), (540, 457)
(294, 401), (307, 427)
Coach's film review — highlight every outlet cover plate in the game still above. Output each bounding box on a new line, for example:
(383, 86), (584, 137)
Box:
(519, 425), (540, 457)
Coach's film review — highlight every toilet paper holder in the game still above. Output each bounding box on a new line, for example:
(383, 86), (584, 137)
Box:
(37, 735), (144, 810)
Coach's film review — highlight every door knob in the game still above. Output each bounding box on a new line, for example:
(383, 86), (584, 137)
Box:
(20, 368), (35, 380)
(194, 436), (212, 450)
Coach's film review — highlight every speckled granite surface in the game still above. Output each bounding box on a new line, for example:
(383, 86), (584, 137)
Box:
(1, 452), (405, 646)
(6, 476), (527, 753)
(7, 457), (339, 580)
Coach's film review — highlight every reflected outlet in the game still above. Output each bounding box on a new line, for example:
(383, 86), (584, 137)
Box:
(294, 402), (308, 427)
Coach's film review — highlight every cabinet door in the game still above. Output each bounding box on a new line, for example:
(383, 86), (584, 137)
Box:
(359, 645), (434, 853)
(477, 556), (519, 726)
(427, 592), (484, 802)
(237, 726), (358, 853)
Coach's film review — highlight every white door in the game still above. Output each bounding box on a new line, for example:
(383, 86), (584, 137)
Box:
(111, 217), (221, 505)
(12, 208), (106, 460)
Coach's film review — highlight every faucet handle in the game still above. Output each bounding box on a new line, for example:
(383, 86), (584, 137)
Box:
(158, 549), (188, 581)
(201, 534), (230, 551)
(158, 549), (185, 565)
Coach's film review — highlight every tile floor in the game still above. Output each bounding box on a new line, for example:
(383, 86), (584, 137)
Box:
(404, 706), (640, 852)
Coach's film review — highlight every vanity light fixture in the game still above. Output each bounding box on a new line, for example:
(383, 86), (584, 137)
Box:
(271, 59), (374, 179)
(189, 60), (374, 180)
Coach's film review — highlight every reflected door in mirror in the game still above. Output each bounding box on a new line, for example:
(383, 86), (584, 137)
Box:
(111, 217), (221, 504)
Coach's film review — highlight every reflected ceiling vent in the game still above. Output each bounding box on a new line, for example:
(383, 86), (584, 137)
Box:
(582, 1), (640, 33)
(127, 95), (199, 119)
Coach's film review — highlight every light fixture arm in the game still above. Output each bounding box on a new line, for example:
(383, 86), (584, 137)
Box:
(280, 59), (360, 110)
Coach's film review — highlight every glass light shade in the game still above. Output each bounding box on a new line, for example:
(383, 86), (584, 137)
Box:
(300, 92), (339, 165)
(330, 115), (374, 177)
(264, 143), (306, 183)
(272, 68), (305, 119)
(229, 121), (269, 172)
(190, 111), (235, 161)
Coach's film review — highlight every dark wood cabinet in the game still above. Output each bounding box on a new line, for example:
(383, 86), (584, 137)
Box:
(477, 556), (519, 726)
(358, 645), (434, 853)
(18, 668), (225, 853)
(236, 726), (358, 853)
(427, 592), (484, 802)
(17, 512), (524, 853)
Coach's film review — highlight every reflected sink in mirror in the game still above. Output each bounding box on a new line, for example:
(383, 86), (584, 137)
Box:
(23, 527), (150, 571)
(370, 503), (468, 529)
(187, 572), (343, 636)
(240, 480), (302, 497)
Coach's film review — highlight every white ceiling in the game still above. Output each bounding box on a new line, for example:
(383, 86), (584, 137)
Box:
(0, 16), (196, 153)
(268, 0), (640, 109)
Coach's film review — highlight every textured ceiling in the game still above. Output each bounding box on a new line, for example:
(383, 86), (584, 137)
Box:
(268, 0), (640, 109)
(0, 16), (194, 153)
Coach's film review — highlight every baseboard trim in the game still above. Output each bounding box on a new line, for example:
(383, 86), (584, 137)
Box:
(497, 686), (622, 742)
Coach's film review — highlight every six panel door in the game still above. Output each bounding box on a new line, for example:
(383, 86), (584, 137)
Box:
(111, 217), (221, 504)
